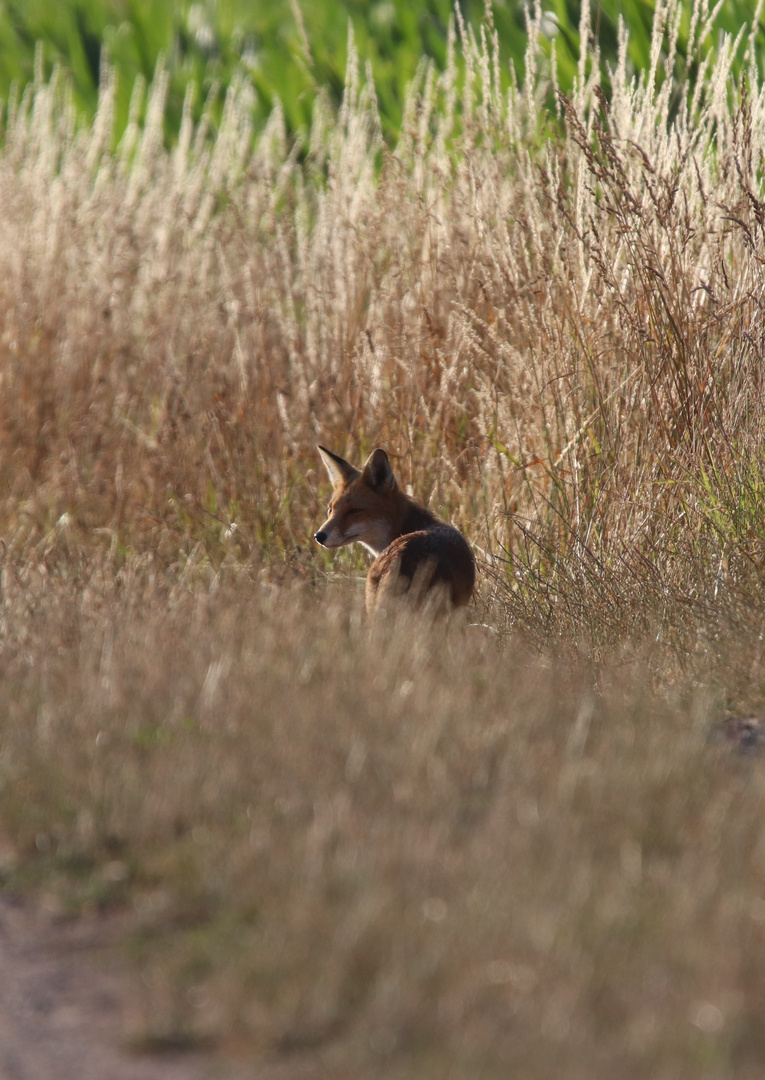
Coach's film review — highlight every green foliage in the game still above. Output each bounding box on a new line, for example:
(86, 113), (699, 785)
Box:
(1, 0), (764, 141)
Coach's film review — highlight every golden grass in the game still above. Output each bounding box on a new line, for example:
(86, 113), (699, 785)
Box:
(0, 10), (763, 635)
(2, 3), (765, 1075)
(2, 565), (765, 1077)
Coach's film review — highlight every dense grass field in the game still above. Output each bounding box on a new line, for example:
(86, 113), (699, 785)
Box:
(3, 0), (765, 1076)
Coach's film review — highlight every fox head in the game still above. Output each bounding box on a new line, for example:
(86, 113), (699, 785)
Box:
(314, 445), (403, 556)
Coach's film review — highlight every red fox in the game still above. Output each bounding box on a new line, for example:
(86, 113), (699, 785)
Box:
(314, 445), (475, 613)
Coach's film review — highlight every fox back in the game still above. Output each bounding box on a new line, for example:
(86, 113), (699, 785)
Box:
(314, 445), (475, 613)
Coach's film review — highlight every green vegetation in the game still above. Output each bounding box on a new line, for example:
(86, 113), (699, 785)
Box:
(2, 1), (765, 1075)
(1, 0), (764, 139)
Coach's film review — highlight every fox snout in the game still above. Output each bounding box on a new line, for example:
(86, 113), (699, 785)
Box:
(314, 516), (346, 548)
(314, 520), (350, 549)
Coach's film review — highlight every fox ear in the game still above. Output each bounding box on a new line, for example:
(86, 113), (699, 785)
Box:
(318, 445), (360, 486)
(362, 448), (397, 492)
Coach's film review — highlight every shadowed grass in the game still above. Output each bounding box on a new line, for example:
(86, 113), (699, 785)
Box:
(1, 562), (765, 1077)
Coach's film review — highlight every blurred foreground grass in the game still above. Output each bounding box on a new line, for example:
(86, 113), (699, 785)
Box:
(2, 562), (765, 1077)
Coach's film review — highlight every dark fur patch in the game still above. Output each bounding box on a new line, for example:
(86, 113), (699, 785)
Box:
(367, 526), (475, 610)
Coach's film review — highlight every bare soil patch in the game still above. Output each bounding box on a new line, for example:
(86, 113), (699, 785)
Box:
(0, 897), (240, 1080)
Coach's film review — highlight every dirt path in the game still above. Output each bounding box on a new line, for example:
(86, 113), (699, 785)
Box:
(0, 896), (238, 1080)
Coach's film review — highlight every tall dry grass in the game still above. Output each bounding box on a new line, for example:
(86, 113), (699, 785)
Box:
(0, 6), (763, 647)
(3, 2), (765, 1076)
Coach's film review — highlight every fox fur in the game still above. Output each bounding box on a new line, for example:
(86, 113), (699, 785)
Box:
(314, 445), (475, 613)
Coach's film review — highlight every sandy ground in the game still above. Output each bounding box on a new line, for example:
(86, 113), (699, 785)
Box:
(0, 896), (241, 1080)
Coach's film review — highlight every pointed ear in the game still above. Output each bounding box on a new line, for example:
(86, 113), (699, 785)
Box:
(361, 448), (397, 492)
(318, 445), (360, 486)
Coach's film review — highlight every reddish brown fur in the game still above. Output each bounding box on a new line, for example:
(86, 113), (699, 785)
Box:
(315, 446), (475, 613)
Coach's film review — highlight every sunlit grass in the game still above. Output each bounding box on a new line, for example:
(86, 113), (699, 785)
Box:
(2, 1), (765, 1075)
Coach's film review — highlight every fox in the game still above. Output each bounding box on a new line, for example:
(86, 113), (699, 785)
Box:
(314, 445), (475, 614)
